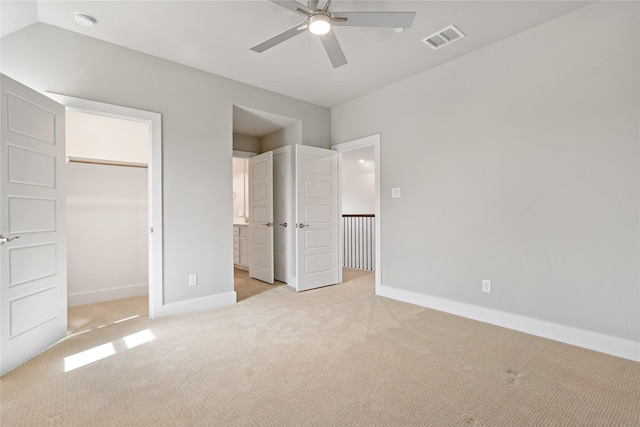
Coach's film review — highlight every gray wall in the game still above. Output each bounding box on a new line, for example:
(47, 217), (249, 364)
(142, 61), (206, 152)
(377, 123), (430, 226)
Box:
(331, 2), (639, 341)
(1, 23), (331, 305)
(261, 123), (302, 153)
(233, 133), (260, 154)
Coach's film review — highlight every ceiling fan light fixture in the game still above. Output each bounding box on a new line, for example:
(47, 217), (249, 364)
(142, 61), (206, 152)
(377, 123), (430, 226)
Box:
(308, 14), (332, 35)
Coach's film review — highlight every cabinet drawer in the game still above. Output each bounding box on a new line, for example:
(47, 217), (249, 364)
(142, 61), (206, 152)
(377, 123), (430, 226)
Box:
(233, 250), (240, 264)
(233, 227), (240, 236)
(233, 236), (240, 246)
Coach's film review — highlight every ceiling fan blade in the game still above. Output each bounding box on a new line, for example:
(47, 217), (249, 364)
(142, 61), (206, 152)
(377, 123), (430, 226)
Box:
(320, 30), (347, 68)
(269, 0), (312, 17)
(307, 0), (319, 10)
(332, 11), (416, 28)
(250, 23), (307, 53)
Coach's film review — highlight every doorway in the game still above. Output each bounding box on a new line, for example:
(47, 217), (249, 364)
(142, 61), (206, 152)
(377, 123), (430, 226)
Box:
(48, 94), (163, 318)
(333, 134), (381, 293)
(65, 110), (149, 332)
(231, 105), (300, 298)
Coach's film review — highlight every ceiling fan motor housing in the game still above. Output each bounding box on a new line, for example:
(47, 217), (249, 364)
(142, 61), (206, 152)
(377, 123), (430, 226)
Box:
(307, 12), (332, 35)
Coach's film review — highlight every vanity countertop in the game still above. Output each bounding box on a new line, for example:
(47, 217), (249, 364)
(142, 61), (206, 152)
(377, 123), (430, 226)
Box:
(233, 221), (249, 226)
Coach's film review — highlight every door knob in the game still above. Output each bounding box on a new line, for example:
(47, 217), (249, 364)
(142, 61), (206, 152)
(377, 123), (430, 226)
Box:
(297, 223), (309, 228)
(0, 235), (20, 245)
(263, 222), (273, 227)
(279, 223), (287, 227)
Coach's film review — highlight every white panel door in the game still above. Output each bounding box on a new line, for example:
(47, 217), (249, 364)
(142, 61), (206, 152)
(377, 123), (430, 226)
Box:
(273, 150), (288, 283)
(1, 74), (67, 375)
(295, 145), (339, 292)
(248, 151), (274, 284)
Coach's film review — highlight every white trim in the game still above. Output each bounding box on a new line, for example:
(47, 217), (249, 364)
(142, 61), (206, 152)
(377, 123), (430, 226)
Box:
(332, 134), (381, 292)
(68, 284), (148, 307)
(153, 292), (237, 317)
(44, 93), (164, 320)
(378, 284), (640, 362)
(232, 150), (257, 158)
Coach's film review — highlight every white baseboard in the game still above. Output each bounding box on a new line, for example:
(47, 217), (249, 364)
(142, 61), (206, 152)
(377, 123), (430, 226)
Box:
(378, 284), (640, 362)
(154, 291), (237, 318)
(68, 284), (148, 307)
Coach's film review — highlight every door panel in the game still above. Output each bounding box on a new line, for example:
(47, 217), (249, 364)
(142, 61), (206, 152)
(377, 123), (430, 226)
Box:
(9, 243), (56, 286)
(295, 145), (339, 292)
(9, 197), (56, 232)
(1, 74), (67, 376)
(248, 151), (274, 284)
(8, 145), (56, 187)
(7, 93), (56, 144)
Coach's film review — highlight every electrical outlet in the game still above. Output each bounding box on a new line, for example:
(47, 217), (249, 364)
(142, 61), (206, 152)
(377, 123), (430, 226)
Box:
(189, 274), (198, 287)
(391, 187), (401, 198)
(482, 279), (491, 294)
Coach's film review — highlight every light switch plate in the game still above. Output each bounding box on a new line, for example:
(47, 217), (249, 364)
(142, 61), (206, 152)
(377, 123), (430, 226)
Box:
(189, 274), (198, 287)
(482, 279), (491, 293)
(392, 187), (401, 198)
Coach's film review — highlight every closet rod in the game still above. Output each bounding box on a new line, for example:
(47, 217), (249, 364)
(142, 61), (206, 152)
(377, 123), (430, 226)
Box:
(67, 156), (148, 169)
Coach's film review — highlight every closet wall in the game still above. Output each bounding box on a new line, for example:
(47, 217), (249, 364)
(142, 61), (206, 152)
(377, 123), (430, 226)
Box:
(66, 111), (149, 307)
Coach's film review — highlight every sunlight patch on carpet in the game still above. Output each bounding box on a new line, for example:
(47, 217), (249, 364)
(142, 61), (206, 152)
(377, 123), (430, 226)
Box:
(123, 329), (155, 349)
(64, 328), (156, 372)
(64, 343), (116, 372)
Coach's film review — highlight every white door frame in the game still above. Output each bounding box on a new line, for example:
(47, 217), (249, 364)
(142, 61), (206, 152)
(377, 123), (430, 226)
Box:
(332, 134), (381, 294)
(45, 94), (164, 319)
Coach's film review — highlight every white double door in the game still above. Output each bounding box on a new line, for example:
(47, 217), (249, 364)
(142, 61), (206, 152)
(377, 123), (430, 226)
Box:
(1, 75), (67, 375)
(248, 145), (340, 292)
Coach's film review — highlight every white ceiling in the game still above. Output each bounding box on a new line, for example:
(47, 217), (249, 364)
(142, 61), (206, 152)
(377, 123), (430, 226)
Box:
(2, 1), (592, 108)
(342, 145), (375, 173)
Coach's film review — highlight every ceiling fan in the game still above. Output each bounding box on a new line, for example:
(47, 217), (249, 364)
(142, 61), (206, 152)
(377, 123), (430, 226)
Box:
(251, 0), (416, 68)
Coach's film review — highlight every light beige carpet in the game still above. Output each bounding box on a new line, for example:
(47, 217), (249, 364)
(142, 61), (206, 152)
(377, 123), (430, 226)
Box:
(1, 269), (639, 426)
(233, 268), (286, 303)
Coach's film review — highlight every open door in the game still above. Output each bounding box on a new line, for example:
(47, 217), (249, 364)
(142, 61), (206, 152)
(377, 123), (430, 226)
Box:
(295, 145), (339, 292)
(1, 74), (67, 375)
(248, 151), (274, 284)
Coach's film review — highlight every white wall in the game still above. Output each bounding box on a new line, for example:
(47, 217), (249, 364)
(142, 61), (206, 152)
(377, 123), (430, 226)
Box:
(232, 157), (247, 222)
(67, 110), (149, 164)
(67, 162), (148, 306)
(332, 1), (640, 348)
(1, 22), (331, 306)
(341, 146), (375, 215)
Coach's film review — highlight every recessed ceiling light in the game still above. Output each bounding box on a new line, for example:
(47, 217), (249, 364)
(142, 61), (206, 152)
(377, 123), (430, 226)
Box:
(359, 159), (365, 163)
(74, 12), (97, 27)
(394, 27), (405, 33)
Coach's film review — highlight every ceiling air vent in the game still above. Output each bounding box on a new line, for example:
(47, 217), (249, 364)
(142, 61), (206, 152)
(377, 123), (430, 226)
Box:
(422, 25), (465, 50)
